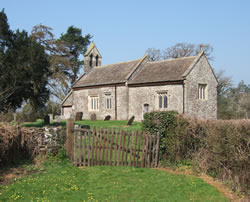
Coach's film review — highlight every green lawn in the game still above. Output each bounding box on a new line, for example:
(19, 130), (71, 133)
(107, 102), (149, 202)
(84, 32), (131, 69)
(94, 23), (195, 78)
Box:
(0, 160), (228, 201)
(22, 120), (142, 131)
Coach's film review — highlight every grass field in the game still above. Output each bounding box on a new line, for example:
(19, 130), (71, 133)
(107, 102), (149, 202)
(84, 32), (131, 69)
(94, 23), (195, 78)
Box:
(22, 120), (142, 131)
(0, 160), (228, 201)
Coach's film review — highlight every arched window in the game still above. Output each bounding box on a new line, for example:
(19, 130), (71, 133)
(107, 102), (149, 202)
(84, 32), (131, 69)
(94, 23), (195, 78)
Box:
(144, 103), (149, 113)
(159, 95), (162, 108)
(90, 54), (93, 67)
(163, 95), (168, 108)
(96, 55), (99, 66)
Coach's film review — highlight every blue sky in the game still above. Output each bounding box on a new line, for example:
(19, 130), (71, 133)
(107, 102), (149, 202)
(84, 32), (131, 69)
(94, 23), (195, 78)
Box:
(1, 0), (250, 85)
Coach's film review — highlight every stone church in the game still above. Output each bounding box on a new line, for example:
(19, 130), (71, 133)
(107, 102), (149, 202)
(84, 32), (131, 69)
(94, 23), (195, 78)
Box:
(61, 43), (218, 121)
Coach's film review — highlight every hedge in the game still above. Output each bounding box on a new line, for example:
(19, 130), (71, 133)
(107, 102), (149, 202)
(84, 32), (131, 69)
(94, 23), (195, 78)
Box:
(142, 111), (250, 193)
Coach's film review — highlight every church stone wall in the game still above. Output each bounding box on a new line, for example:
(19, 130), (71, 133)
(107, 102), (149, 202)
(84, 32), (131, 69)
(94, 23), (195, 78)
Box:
(185, 55), (217, 120)
(116, 86), (129, 120)
(128, 84), (184, 122)
(62, 106), (72, 119)
(72, 86), (116, 120)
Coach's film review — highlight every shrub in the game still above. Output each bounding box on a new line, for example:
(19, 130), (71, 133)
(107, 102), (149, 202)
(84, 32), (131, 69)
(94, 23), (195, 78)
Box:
(142, 111), (250, 193)
(142, 111), (201, 164)
(194, 119), (250, 192)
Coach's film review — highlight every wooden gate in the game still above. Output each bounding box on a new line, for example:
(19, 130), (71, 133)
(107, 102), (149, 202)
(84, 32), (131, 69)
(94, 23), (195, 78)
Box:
(66, 122), (160, 168)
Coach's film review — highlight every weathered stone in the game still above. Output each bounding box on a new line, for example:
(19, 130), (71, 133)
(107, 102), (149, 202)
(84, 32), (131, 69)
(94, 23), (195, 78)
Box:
(127, 116), (135, 126)
(75, 112), (83, 121)
(48, 114), (54, 122)
(44, 115), (50, 125)
(90, 113), (97, 121)
(104, 115), (111, 121)
(54, 115), (62, 122)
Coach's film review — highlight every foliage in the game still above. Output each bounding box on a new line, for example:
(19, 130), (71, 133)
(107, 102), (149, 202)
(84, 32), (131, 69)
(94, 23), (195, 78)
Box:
(142, 111), (250, 193)
(142, 111), (201, 163)
(0, 161), (228, 201)
(60, 26), (92, 84)
(194, 120), (250, 192)
(16, 103), (45, 123)
(145, 42), (213, 61)
(0, 10), (50, 112)
(217, 70), (250, 119)
(31, 24), (92, 101)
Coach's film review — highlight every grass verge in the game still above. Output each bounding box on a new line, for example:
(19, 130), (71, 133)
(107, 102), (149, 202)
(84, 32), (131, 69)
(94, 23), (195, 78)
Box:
(0, 160), (228, 201)
(22, 120), (142, 131)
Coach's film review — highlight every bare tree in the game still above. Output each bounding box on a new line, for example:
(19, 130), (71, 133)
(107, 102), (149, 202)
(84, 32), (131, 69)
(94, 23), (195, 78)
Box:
(146, 43), (214, 62)
(145, 48), (162, 61)
(163, 43), (214, 61)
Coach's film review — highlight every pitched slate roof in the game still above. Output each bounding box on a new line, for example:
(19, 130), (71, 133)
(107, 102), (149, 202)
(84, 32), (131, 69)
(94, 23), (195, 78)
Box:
(73, 54), (199, 88)
(128, 56), (197, 84)
(73, 59), (140, 88)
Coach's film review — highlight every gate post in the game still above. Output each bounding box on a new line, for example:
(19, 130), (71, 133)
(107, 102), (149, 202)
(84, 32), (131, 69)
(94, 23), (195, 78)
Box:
(66, 118), (74, 160)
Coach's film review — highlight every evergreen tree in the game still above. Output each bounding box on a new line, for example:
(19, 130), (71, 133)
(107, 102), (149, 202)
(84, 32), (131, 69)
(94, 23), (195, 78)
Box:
(60, 26), (92, 84)
(0, 10), (50, 112)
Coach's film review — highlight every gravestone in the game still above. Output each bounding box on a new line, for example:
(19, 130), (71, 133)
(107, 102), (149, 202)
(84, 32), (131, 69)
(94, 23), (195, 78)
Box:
(104, 115), (111, 121)
(80, 125), (91, 130)
(90, 113), (97, 121)
(48, 114), (54, 122)
(127, 116), (135, 126)
(75, 112), (83, 121)
(44, 114), (50, 125)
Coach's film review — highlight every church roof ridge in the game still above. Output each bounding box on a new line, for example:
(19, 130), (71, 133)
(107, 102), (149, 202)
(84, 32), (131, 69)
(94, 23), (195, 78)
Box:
(93, 58), (141, 69)
(148, 55), (197, 64)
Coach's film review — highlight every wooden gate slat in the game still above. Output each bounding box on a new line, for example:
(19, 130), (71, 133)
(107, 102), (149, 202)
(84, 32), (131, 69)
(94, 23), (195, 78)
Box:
(105, 128), (110, 166)
(141, 132), (146, 168)
(117, 130), (123, 166)
(92, 127), (95, 166)
(125, 131), (131, 166)
(83, 131), (87, 166)
(145, 134), (149, 167)
(129, 131), (134, 166)
(109, 128), (114, 166)
(133, 131), (138, 167)
(155, 132), (160, 167)
(95, 128), (99, 166)
(98, 128), (103, 166)
(114, 129), (119, 166)
(121, 131), (126, 166)
(74, 132), (78, 165)
(80, 133), (83, 166)
(87, 131), (91, 166)
(136, 132), (141, 167)
(151, 135), (156, 167)
(148, 134), (152, 168)
(102, 128), (106, 165)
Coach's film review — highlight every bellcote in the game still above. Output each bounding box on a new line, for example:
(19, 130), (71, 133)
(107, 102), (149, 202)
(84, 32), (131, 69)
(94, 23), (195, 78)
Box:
(84, 42), (102, 73)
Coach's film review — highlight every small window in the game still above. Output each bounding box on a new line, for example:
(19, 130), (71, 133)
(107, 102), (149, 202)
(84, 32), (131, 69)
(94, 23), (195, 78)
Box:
(96, 55), (99, 66)
(163, 95), (168, 108)
(144, 103), (149, 113)
(90, 54), (93, 67)
(157, 91), (168, 109)
(198, 84), (207, 100)
(105, 93), (112, 109)
(106, 97), (112, 109)
(159, 95), (162, 108)
(89, 96), (99, 110)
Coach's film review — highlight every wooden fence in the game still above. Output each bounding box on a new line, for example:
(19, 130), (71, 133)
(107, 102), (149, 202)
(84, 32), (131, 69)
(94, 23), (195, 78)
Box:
(66, 120), (160, 168)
